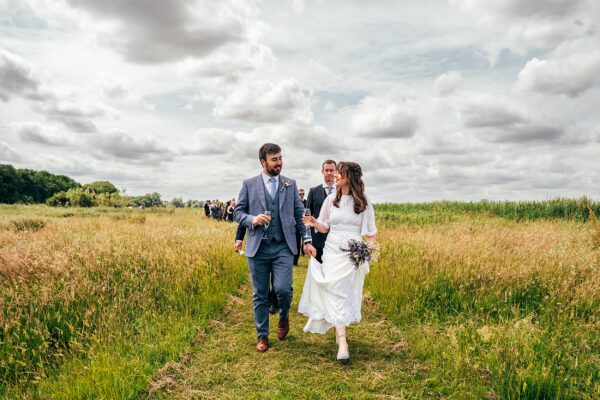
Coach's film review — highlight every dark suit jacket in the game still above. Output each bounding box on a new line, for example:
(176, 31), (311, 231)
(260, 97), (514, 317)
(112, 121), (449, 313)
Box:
(306, 184), (329, 252)
(235, 223), (246, 242)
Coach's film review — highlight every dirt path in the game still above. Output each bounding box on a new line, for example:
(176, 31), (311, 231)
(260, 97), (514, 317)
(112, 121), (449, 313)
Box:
(145, 260), (430, 399)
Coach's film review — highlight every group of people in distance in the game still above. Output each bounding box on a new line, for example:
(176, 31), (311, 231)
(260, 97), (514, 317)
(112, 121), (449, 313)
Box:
(231, 143), (377, 361)
(203, 198), (237, 222)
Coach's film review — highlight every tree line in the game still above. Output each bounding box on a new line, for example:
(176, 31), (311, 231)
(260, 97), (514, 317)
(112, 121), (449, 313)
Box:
(0, 164), (178, 208)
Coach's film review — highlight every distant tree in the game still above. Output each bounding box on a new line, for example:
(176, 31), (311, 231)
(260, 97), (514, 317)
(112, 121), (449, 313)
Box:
(83, 181), (118, 195)
(0, 164), (21, 203)
(0, 164), (79, 204)
(171, 197), (184, 208)
(46, 191), (69, 207)
(65, 188), (95, 207)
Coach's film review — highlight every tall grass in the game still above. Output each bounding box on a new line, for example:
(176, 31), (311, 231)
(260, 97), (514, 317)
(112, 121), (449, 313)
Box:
(376, 197), (600, 223)
(0, 207), (247, 399)
(367, 213), (599, 398)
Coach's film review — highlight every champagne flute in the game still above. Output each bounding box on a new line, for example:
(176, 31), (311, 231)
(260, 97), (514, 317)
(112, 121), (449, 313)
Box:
(303, 208), (312, 241)
(262, 210), (271, 240)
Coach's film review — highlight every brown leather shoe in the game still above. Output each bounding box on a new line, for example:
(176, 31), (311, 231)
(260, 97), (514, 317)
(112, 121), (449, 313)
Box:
(256, 337), (268, 352)
(277, 318), (289, 340)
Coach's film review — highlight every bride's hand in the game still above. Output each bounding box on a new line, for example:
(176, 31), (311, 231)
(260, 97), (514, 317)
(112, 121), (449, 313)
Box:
(303, 215), (317, 227)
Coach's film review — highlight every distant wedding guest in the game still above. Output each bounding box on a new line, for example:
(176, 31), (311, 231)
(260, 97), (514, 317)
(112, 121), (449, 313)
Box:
(299, 161), (377, 361)
(210, 200), (221, 220)
(226, 200), (236, 222)
(204, 200), (210, 217)
(220, 201), (227, 221)
(306, 160), (337, 263)
(299, 188), (307, 208)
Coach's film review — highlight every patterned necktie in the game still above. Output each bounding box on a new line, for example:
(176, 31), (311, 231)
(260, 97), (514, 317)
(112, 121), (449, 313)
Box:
(268, 177), (276, 198)
(326, 186), (333, 195)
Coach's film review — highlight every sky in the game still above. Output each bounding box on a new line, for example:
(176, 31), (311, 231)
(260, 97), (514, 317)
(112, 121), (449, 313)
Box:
(1, 0), (599, 203)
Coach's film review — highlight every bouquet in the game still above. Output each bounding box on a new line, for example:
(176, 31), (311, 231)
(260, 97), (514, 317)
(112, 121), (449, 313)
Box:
(340, 239), (379, 270)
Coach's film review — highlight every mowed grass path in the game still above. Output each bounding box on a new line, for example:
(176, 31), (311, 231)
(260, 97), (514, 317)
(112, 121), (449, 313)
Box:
(145, 260), (432, 399)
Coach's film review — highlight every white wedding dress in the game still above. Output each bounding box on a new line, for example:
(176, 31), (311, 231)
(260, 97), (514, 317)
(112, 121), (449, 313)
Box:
(298, 194), (377, 334)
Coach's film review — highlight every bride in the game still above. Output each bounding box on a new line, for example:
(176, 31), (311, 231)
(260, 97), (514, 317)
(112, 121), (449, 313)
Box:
(299, 161), (377, 361)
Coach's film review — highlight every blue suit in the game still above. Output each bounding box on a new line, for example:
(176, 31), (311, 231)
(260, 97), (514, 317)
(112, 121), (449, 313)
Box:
(234, 174), (307, 338)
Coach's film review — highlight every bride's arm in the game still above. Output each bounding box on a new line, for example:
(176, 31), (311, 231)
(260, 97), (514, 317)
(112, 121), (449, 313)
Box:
(366, 234), (376, 246)
(303, 216), (329, 233)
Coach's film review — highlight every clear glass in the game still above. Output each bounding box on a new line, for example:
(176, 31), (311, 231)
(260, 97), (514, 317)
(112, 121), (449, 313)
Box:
(263, 210), (271, 240)
(303, 208), (312, 241)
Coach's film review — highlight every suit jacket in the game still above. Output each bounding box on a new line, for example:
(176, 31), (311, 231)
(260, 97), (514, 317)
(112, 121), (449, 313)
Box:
(234, 174), (307, 258)
(235, 223), (246, 242)
(306, 184), (330, 251)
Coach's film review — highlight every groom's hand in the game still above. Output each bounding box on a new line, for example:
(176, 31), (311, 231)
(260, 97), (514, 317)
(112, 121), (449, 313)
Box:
(252, 214), (270, 226)
(303, 243), (317, 257)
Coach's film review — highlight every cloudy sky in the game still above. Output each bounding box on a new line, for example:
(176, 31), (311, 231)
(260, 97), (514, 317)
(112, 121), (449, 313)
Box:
(1, 0), (599, 202)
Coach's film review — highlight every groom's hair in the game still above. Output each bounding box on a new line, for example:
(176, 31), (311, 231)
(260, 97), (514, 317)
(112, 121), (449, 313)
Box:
(259, 143), (281, 161)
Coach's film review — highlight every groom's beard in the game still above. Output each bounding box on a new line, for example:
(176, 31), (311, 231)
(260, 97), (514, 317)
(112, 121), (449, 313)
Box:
(267, 166), (281, 176)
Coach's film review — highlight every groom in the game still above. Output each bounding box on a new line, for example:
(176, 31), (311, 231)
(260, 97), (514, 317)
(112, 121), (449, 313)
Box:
(234, 143), (315, 352)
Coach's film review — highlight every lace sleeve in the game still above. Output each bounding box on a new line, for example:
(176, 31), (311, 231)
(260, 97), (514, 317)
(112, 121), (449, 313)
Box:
(317, 195), (332, 229)
(361, 198), (377, 236)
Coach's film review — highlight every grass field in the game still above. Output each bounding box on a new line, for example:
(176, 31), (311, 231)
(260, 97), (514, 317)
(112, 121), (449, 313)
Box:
(1, 201), (598, 399)
(0, 206), (247, 399)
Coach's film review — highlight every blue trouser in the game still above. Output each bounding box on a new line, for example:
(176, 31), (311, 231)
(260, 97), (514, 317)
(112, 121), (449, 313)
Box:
(247, 240), (294, 338)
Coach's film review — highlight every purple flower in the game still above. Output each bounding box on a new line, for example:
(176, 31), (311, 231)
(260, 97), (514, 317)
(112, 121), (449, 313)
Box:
(339, 239), (379, 270)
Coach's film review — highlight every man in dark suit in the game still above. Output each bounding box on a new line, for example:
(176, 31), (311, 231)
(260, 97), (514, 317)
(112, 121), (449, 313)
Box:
(306, 160), (336, 263)
(293, 188), (307, 266)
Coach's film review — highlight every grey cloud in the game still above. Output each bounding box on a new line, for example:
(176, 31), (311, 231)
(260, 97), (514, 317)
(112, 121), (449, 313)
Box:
(490, 0), (584, 19)
(66, 0), (246, 63)
(0, 50), (39, 101)
(37, 101), (114, 133)
(17, 122), (69, 146)
(482, 124), (564, 143)
(0, 140), (22, 162)
(460, 102), (526, 128)
(90, 131), (175, 163)
(437, 154), (492, 167)
(418, 131), (486, 156)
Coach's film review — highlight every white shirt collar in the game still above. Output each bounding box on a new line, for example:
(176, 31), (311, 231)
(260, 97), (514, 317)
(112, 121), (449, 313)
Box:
(262, 172), (280, 187)
(322, 183), (336, 190)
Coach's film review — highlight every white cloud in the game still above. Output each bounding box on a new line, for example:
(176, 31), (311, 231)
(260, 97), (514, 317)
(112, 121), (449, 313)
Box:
(213, 79), (312, 125)
(434, 71), (463, 96)
(350, 96), (418, 139)
(517, 37), (600, 97)
(1, 1), (599, 201)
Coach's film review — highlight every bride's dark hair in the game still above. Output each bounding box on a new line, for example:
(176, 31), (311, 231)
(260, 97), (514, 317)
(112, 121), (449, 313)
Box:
(333, 161), (367, 214)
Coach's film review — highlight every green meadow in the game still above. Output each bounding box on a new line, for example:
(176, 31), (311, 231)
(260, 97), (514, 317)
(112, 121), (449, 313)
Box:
(1, 200), (598, 399)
